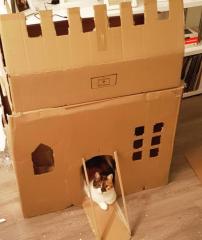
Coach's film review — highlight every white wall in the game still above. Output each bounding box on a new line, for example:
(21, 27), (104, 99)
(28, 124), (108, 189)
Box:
(186, 6), (202, 29)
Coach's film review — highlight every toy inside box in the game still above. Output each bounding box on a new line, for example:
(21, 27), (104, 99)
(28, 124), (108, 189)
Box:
(0, 1), (184, 113)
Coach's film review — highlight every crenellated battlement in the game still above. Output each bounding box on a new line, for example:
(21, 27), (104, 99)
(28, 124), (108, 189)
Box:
(0, 0), (184, 76)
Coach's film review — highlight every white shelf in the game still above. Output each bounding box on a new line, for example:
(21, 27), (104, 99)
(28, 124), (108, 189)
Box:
(182, 0), (202, 8)
(183, 88), (202, 98)
(136, 0), (202, 13)
(98, 0), (202, 17)
(184, 42), (202, 56)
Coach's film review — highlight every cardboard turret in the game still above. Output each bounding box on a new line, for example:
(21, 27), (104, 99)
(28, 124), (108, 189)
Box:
(0, 1), (184, 112)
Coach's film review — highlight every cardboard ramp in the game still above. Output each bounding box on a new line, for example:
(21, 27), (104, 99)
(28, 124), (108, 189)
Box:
(82, 151), (131, 239)
(83, 199), (131, 240)
(185, 145), (202, 183)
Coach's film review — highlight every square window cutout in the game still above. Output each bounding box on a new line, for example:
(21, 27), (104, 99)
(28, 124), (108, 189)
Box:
(150, 148), (159, 158)
(132, 151), (142, 161)
(135, 126), (144, 136)
(151, 136), (161, 146)
(153, 122), (164, 133)
(133, 139), (143, 149)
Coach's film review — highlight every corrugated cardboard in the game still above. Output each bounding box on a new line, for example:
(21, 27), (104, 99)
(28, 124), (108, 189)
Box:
(0, 1), (184, 238)
(5, 86), (182, 217)
(185, 145), (202, 183)
(82, 153), (131, 239)
(0, 1), (184, 112)
(83, 199), (131, 240)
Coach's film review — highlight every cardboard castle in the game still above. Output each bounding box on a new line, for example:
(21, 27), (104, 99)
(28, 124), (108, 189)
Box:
(0, 0), (184, 239)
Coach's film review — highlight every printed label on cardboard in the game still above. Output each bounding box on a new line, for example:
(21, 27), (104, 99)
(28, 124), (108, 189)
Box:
(91, 74), (117, 89)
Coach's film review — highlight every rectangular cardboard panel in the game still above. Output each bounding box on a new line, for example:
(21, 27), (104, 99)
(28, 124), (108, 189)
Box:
(83, 199), (131, 240)
(0, 2), (184, 75)
(7, 86), (182, 217)
(0, 1), (184, 112)
(8, 55), (182, 112)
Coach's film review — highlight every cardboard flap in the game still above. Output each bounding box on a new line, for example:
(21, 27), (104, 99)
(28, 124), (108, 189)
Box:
(83, 199), (131, 240)
(94, 4), (108, 51)
(120, 2), (144, 59)
(185, 145), (202, 183)
(0, 2), (184, 75)
(40, 11), (56, 37)
(91, 5), (122, 65)
(68, 7), (82, 35)
(169, 0), (184, 22)
(121, 0), (184, 59)
(68, 7), (91, 67)
(120, 2), (133, 28)
(40, 11), (61, 71)
(144, 0), (158, 24)
(0, 13), (29, 75)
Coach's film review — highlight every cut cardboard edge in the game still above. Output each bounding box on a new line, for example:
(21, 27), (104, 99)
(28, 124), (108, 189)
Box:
(185, 145), (202, 183)
(82, 152), (131, 239)
(0, 2), (184, 76)
(8, 85), (184, 118)
(82, 198), (131, 240)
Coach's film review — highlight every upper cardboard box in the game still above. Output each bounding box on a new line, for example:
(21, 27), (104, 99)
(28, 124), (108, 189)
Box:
(0, 1), (184, 112)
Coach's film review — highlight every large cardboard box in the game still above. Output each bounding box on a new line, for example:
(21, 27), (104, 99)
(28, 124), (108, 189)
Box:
(2, 86), (182, 218)
(0, 1), (184, 238)
(0, 1), (184, 112)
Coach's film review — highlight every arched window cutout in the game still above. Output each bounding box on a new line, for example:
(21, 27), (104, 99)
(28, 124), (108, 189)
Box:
(32, 144), (55, 175)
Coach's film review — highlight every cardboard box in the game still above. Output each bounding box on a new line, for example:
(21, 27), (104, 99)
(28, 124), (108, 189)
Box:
(0, 1), (184, 112)
(3, 86), (182, 218)
(0, 1), (184, 238)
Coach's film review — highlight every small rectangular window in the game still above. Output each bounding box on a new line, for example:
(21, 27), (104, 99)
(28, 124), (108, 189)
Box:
(132, 151), (142, 161)
(135, 126), (144, 136)
(153, 122), (164, 133)
(133, 139), (143, 149)
(150, 148), (159, 158)
(151, 136), (161, 146)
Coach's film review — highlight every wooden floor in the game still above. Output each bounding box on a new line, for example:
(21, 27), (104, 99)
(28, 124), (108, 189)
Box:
(1, 95), (202, 240)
